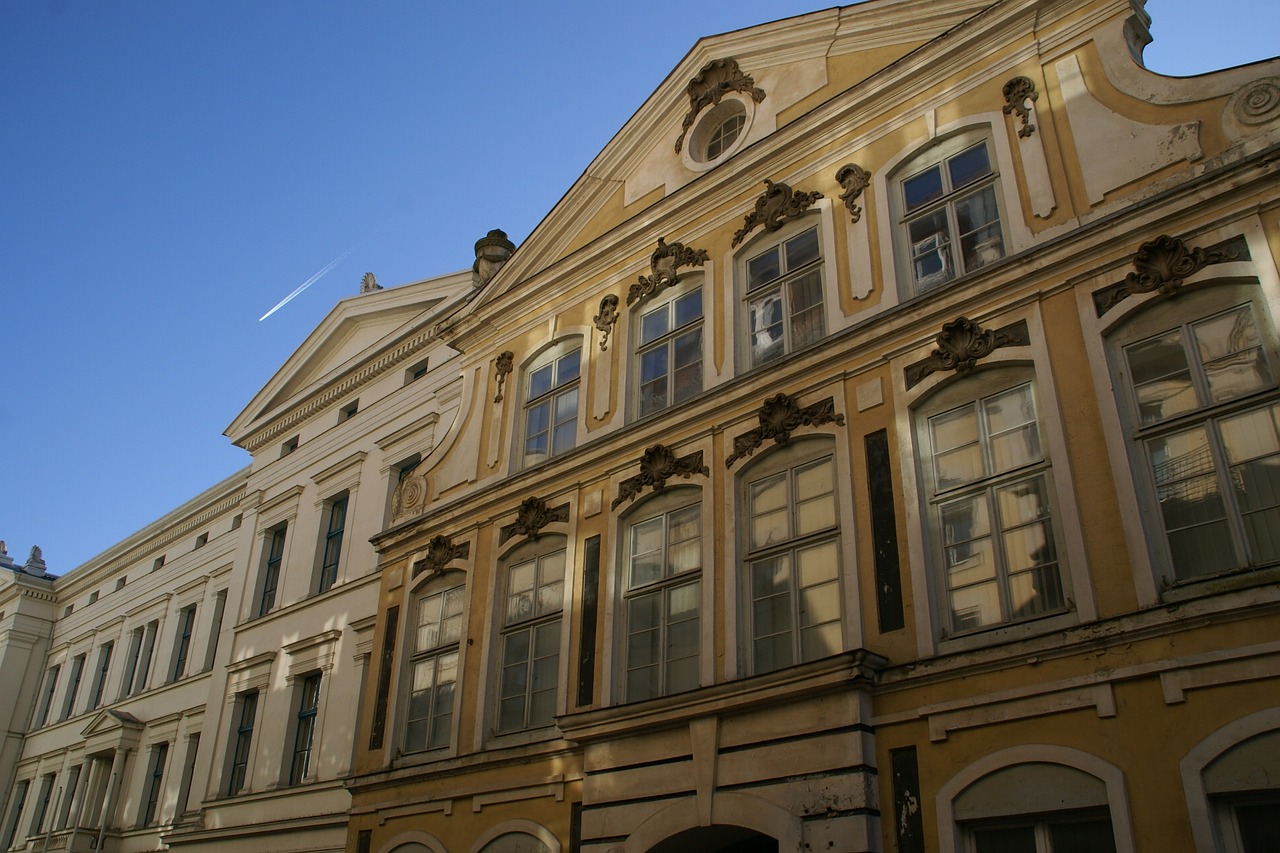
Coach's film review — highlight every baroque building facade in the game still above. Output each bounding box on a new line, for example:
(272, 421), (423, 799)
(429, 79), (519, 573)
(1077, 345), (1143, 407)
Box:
(4, 1), (1280, 852)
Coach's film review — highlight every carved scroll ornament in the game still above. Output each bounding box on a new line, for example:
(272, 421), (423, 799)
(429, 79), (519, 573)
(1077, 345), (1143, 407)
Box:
(1002, 76), (1039, 138)
(493, 350), (514, 403)
(412, 535), (471, 578)
(594, 295), (619, 351)
(612, 445), (709, 509)
(627, 238), (710, 305)
(360, 272), (383, 293)
(732, 180), (824, 247)
(835, 163), (872, 223)
(676, 58), (766, 153)
(499, 497), (570, 544)
(725, 393), (845, 468)
(904, 317), (1031, 389)
(1092, 234), (1249, 316)
(391, 467), (427, 522)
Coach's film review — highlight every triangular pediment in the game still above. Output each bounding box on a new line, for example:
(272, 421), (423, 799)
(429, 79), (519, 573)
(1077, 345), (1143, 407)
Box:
(471, 0), (992, 309)
(81, 708), (144, 738)
(226, 271), (471, 450)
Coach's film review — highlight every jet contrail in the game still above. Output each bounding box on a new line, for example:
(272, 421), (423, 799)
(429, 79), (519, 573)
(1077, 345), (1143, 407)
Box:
(258, 219), (391, 321)
(258, 248), (355, 321)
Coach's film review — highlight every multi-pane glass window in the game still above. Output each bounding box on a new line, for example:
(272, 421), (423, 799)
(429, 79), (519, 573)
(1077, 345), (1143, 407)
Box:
(745, 452), (842, 674)
(60, 654), (85, 720)
(744, 226), (825, 368)
(289, 673), (321, 784)
(523, 347), (581, 466)
(35, 665), (59, 728)
(705, 112), (745, 160)
(926, 379), (1064, 630)
(317, 495), (347, 593)
(969, 812), (1117, 853)
(141, 742), (168, 827)
(1120, 300), (1279, 579)
(227, 691), (257, 796)
(170, 605), (196, 682)
(637, 287), (703, 417)
(624, 502), (701, 701)
(497, 550), (564, 732)
(405, 578), (464, 752)
(900, 137), (1004, 292)
(88, 641), (113, 711)
(259, 524), (286, 616)
(926, 380), (1065, 634)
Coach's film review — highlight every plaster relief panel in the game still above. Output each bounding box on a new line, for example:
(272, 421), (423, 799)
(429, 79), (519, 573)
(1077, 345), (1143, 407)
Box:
(1056, 54), (1200, 205)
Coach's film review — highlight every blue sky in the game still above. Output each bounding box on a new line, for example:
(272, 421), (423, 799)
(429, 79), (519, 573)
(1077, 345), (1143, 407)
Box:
(1, 0), (1275, 573)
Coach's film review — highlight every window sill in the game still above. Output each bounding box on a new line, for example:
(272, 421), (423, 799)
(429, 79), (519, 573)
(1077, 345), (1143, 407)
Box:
(936, 609), (1077, 655)
(1162, 562), (1280, 604)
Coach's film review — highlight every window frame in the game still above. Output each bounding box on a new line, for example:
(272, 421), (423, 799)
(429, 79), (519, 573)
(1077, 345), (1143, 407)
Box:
(619, 490), (704, 703)
(35, 665), (59, 728)
(226, 690), (258, 796)
(890, 127), (1007, 296)
(60, 654), (86, 721)
(88, 641), (113, 711)
(736, 216), (829, 372)
(288, 672), (322, 785)
(494, 543), (566, 734)
(316, 492), (348, 594)
(1104, 283), (1280, 589)
(632, 277), (706, 419)
(139, 741), (169, 828)
(258, 523), (287, 617)
(518, 340), (583, 469)
(403, 571), (467, 755)
(170, 604), (197, 682)
(737, 437), (845, 677)
(912, 365), (1073, 641)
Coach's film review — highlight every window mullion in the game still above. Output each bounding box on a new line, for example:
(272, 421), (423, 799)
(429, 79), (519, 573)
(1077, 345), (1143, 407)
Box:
(986, 484), (1015, 624)
(1205, 416), (1253, 567)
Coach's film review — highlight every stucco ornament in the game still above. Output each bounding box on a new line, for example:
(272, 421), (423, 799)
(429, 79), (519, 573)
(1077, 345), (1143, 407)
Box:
(835, 163), (872, 223)
(493, 350), (514, 403)
(594, 295), (620, 351)
(725, 393), (845, 468)
(360, 272), (383, 293)
(612, 445), (710, 509)
(1230, 77), (1280, 125)
(1092, 234), (1248, 316)
(412, 534), (470, 578)
(731, 180), (824, 247)
(675, 58), (766, 153)
(500, 497), (570, 544)
(1002, 76), (1039, 137)
(627, 238), (710, 305)
(391, 466), (427, 522)
(904, 317), (1031, 388)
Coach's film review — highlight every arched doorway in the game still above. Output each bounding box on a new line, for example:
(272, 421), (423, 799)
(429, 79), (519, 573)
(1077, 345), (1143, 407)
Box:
(646, 826), (778, 853)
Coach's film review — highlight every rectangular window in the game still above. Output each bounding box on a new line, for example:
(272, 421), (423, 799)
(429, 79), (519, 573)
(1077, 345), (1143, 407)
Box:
(203, 590), (227, 672)
(637, 286), (704, 417)
(140, 742), (169, 827)
(340, 400), (359, 421)
(281, 436), (299, 457)
(746, 453), (842, 673)
(926, 381), (1065, 634)
(194, 532), (208, 550)
(227, 691), (258, 796)
(289, 673), (322, 784)
(132, 620), (159, 695)
(317, 495), (347, 594)
(119, 627), (143, 700)
(497, 550), (564, 731)
(56, 764), (82, 830)
(89, 641), (113, 711)
(522, 347), (581, 467)
(259, 524), (287, 616)
(405, 581), (464, 752)
(2, 779), (28, 850)
(60, 654), (86, 721)
(625, 503), (701, 702)
(175, 734), (200, 817)
(28, 773), (55, 837)
(744, 226), (825, 368)
(35, 665), (59, 728)
(170, 605), (197, 682)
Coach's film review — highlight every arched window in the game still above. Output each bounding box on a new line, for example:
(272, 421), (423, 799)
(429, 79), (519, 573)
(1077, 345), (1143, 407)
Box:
(404, 572), (465, 752)
(739, 438), (842, 674)
(620, 489), (702, 701)
(954, 762), (1118, 853)
(892, 128), (1006, 295)
(913, 365), (1069, 636)
(1106, 283), (1280, 583)
(520, 341), (582, 468)
(496, 541), (565, 733)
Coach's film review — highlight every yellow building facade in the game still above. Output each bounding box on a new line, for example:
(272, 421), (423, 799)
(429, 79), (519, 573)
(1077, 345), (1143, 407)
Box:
(345, 2), (1280, 852)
